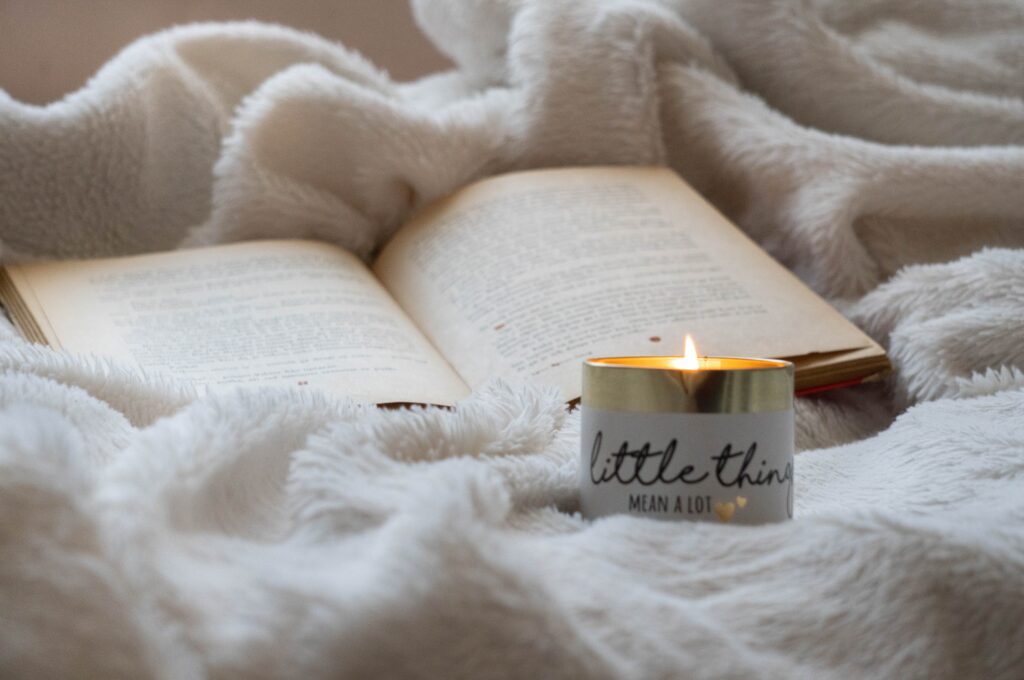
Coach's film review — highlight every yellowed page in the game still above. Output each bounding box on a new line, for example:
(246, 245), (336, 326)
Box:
(374, 166), (877, 400)
(8, 240), (469, 405)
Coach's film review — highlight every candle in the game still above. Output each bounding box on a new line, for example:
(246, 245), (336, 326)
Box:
(580, 336), (794, 524)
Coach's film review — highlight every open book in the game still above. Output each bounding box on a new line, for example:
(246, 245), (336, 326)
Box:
(0, 166), (888, 406)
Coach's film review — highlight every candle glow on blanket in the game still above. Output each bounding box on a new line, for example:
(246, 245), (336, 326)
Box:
(580, 336), (795, 524)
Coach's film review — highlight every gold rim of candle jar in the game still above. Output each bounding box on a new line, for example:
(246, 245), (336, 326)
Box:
(582, 356), (794, 414)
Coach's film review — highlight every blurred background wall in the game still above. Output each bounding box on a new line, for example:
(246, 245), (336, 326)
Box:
(0, 0), (452, 105)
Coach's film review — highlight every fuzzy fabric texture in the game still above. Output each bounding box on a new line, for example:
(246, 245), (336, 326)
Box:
(2, 0), (1024, 677)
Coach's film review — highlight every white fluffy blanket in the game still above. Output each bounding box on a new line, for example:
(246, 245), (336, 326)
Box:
(2, 1), (1024, 677)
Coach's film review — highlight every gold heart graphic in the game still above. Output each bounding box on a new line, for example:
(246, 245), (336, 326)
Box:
(736, 496), (748, 508)
(714, 501), (735, 522)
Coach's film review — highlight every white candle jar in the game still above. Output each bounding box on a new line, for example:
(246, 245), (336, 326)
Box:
(580, 356), (794, 525)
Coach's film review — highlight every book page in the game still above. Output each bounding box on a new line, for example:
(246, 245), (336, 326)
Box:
(8, 240), (469, 405)
(374, 167), (877, 400)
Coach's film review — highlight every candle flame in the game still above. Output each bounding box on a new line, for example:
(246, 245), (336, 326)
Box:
(671, 334), (700, 370)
